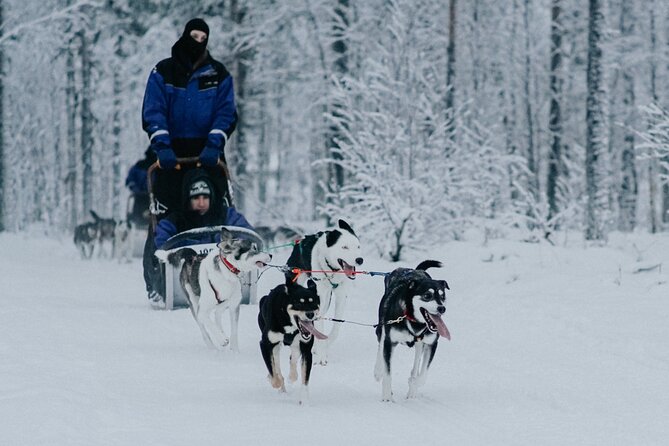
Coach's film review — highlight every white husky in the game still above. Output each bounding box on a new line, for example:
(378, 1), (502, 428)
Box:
(156, 228), (272, 351)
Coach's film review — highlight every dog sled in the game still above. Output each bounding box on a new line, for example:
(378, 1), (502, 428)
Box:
(158, 225), (265, 310)
(147, 157), (262, 310)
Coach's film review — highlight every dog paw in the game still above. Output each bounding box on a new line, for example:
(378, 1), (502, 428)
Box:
(312, 352), (328, 366)
(271, 375), (285, 390)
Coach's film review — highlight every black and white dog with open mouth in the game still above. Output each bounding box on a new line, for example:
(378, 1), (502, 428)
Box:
(374, 260), (451, 401)
(258, 279), (327, 404)
(285, 219), (363, 365)
(156, 228), (272, 351)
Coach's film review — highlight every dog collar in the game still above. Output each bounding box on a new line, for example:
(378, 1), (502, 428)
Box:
(403, 310), (429, 339)
(220, 254), (241, 275)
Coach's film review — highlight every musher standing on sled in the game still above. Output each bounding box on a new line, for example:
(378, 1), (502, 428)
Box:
(141, 18), (238, 306)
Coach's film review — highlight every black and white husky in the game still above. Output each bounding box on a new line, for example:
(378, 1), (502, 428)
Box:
(156, 228), (272, 351)
(285, 219), (363, 365)
(374, 260), (451, 401)
(73, 222), (98, 259)
(258, 280), (327, 403)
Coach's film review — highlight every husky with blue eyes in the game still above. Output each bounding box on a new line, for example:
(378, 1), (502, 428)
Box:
(374, 260), (451, 402)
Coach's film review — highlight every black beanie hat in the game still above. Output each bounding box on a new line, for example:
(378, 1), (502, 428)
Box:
(182, 18), (209, 39)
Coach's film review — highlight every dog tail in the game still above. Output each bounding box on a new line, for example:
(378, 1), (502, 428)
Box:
(415, 260), (442, 271)
(156, 247), (198, 267)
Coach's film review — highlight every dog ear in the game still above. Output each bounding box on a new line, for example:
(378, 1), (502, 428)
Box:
(220, 227), (233, 242)
(338, 219), (356, 236)
(326, 229), (342, 247)
(217, 228), (235, 252)
(306, 279), (317, 292)
(441, 280), (450, 290)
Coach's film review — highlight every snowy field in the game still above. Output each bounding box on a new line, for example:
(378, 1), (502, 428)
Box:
(1, 228), (668, 446)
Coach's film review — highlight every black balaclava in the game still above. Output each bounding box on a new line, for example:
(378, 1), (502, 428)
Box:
(174, 18), (209, 65)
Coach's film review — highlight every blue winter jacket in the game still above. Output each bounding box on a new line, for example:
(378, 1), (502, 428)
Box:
(142, 52), (238, 158)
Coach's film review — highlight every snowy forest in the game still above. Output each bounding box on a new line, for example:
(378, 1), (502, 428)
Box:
(1, 0), (669, 260)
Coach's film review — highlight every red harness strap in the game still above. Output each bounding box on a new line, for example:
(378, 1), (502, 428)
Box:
(209, 280), (222, 304)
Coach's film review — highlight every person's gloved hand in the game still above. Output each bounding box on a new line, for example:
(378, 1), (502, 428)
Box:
(156, 147), (177, 170)
(199, 146), (220, 167)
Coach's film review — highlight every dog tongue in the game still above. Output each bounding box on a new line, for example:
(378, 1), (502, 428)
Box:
(299, 320), (328, 340)
(428, 313), (451, 340)
(341, 261), (356, 278)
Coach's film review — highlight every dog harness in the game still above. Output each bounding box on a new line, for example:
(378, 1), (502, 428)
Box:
(208, 280), (222, 304)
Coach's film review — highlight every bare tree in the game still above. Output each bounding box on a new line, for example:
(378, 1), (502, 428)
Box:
(617, 0), (637, 232)
(445, 0), (456, 141)
(547, 0), (563, 224)
(0, 0), (4, 231)
(585, 0), (608, 240)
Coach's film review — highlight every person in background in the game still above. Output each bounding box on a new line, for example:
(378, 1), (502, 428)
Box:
(124, 148), (156, 227)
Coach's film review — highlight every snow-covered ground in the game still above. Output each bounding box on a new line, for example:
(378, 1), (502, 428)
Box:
(2, 229), (668, 445)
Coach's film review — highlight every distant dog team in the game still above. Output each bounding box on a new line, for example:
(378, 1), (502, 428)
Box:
(73, 210), (132, 260)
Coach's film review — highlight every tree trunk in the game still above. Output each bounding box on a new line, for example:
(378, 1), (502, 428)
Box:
(523, 0), (539, 209)
(585, 0), (607, 241)
(230, 0), (249, 211)
(112, 35), (123, 219)
(0, 0), (4, 232)
(617, 1), (637, 232)
(66, 40), (78, 228)
(663, 8), (669, 224)
(445, 0), (456, 142)
(79, 30), (93, 216)
(648, 4), (658, 233)
(328, 0), (349, 192)
(547, 0), (563, 222)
